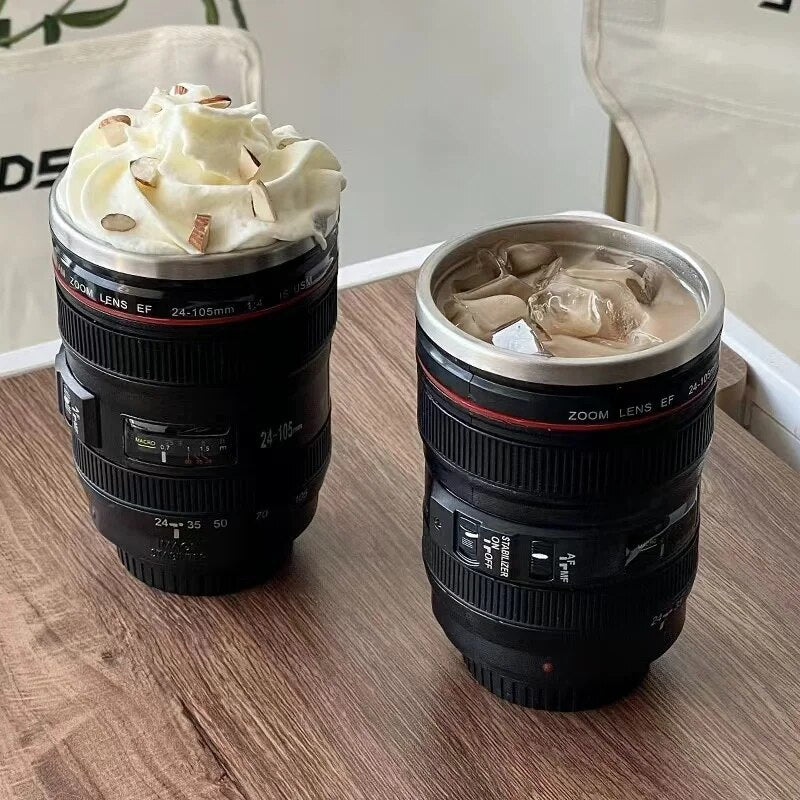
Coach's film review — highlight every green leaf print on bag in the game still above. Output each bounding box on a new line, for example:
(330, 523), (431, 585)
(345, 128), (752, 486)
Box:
(0, 0), (247, 48)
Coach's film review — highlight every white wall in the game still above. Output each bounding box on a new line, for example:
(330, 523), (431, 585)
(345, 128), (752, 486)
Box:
(250, 1), (610, 264)
(8, 1), (608, 264)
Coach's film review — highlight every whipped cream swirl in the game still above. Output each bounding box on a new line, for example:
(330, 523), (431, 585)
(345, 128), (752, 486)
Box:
(56, 84), (345, 255)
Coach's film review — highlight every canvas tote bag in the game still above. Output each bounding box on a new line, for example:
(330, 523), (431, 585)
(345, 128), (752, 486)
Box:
(0, 25), (261, 354)
(583, 0), (800, 363)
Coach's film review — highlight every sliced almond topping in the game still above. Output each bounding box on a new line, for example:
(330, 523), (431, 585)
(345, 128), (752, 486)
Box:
(100, 114), (131, 127)
(101, 213), (136, 232)
(276, 135), (307, 150)
(130, 156), (160, 188)
(238, 145), (261, 180)
(198, 94), (232, 109)
(99, 115), (132, 147)
(189, 214), (212, 253)
(249, 180), (276, 222)
(312, 215), (328, 248)
(171, 84), (188, 95)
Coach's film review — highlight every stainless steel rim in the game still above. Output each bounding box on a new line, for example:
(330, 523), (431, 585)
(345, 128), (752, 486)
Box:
(415, 215), (725, 386)
(49, 173), (337, 281)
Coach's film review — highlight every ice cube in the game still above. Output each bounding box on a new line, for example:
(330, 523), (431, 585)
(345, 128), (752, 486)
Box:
(458, 294), (529, 333)
(579, 278), (645, 340)
(449, 256), (502, 294)
(557, 264), (647, 340)
(456, 274), (535, 303)
(625, 257), (665, 305)
(565, 263), (639, 283)
(583, 329), (663, 353)
(477, 248), (506, 276)
(443, 299), (492, 341)
(518, 258), (564, 291)
(627, 330), (663, 349)
(492, 319), (547, 355)
(453, 310), (493, 340)
(492, 240), (511, 271)
(502, 243), (559, 276)
(529, 280), (603, 338)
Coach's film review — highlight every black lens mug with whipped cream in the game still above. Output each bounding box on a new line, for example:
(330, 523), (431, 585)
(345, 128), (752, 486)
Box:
(51, 85), (344, 595)
(416, 217), (725, 710)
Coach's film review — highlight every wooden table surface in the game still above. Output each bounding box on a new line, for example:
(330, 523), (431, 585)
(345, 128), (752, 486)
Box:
(0, 274), (798, 800)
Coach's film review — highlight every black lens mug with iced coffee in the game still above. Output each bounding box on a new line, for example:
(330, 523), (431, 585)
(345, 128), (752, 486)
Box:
(416, 216), (725, 710)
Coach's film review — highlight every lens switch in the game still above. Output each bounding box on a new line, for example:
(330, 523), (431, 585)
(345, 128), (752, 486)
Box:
(530, 541), (554, 580)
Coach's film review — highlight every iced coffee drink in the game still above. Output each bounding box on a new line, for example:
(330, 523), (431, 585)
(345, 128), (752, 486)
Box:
(436, 241), (701, 358)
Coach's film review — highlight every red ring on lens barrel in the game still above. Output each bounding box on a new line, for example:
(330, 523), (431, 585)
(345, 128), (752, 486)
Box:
(419, 360), (712, 432)
(54, 261), (321, 327)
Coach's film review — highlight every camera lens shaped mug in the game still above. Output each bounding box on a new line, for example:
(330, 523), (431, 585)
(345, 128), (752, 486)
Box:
(51, 186), (724, 712)
(415, 216), (724, 711)
(51, 177), (338, 596)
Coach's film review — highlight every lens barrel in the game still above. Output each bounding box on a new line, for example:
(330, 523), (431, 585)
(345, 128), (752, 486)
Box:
(415, 217), (725, 710)
(51, 186), (338, 595)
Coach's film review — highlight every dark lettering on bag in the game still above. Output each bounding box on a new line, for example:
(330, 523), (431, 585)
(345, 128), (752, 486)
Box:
(0, 155), (33, 193)
(0, 148), (72, 193)
(36, 148), (72, 189)
(760, 0), (792, 12)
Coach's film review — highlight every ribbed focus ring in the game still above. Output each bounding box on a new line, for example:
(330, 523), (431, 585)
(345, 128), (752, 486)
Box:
(423, 530), (698, 633)
(73, 418), (331, 514)
(57, 276), (337, 385)
(419, 381), (715, 499)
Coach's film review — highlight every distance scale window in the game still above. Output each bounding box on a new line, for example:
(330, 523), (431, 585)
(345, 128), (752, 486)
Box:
(124, 418), (235, 467)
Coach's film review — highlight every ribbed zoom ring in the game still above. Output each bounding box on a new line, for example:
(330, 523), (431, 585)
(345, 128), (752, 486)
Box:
(423, 530), (698, 633)
(73, 418), (331, 514)
(419, 381), (715, 499)
(57, 276), (337, 386)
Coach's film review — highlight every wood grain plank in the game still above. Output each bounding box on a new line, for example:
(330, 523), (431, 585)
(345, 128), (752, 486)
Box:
(0, 274), (797, 800)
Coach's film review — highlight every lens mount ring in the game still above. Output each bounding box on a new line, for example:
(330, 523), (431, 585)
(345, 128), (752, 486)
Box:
(116, 540), (296, 596)
(461, 656), (650, 712)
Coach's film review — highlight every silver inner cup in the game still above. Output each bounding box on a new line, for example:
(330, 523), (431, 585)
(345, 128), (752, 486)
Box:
(416, 216), (725, 386)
